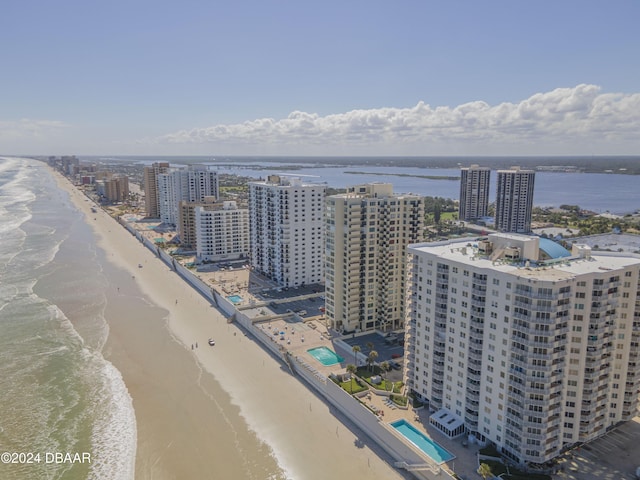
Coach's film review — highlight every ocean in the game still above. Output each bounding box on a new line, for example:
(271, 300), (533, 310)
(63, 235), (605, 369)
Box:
(0, 158), (302, 480)
(0, 157), (136, 479)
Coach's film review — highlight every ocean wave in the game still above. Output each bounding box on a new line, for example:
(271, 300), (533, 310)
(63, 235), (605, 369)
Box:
(86, 355), (137, 480)
(53, 305), (138, 480)
(0, 158), (138, 480)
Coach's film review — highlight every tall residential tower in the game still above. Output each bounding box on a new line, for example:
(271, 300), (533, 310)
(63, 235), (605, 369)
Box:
(459, 165), (491, 222)
(143, 162), (170, 218)
(325, 183), (424, 333)
(158, 165), (219, 226)
(248, 175), (326, 288)
(405, 233), (640, 466)
(495, 167), (535, 233)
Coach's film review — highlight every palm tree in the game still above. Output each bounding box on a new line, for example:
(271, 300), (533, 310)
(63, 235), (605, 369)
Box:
(380, 361), (390, 390)
(352, 345), (361, 367)
(477, 462), (493, 480)
(367, 350), (378, 372)
(346, 364), (357, 394)
(366, 341), (374, 353)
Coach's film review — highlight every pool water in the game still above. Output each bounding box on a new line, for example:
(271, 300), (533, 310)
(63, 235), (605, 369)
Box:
(307, 347), (344, 366)
(227, 295), (243, 304)
(390, 420), (455, 464)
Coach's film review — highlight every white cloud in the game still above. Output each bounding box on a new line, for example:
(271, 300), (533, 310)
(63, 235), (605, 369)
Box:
(154, 84), (640, 154)
(0, 118), (69, 140)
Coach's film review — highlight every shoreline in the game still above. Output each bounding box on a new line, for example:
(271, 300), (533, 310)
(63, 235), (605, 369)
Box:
(50, 168), (405, 479)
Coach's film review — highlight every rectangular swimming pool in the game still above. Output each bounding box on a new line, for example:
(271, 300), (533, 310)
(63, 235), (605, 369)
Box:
(307, 346), (344, 366)
(227, 295), (243, 304)
(390, 419), (455, 464)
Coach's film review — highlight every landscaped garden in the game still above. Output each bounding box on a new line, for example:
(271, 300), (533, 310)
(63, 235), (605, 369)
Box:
(356, 365), (403, 393)
(337, 376), (368, 394)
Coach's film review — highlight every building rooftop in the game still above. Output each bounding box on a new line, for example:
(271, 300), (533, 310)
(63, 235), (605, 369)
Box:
(538, 237), (571, 259)
(409, 233), (640, 281)
(569, 233), (640, 254)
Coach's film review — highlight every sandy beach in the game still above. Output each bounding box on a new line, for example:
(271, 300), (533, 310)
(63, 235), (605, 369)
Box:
(53, 170), (406, 480)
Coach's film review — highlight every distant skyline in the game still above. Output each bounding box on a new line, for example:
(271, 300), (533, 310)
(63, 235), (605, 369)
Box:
(2, 1), (639, 156)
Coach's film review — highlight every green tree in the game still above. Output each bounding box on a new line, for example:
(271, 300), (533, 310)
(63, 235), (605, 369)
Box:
(366, 341), (374, 353)
(433, 203), (442, 224)
(346, 364), (357, 394)
(367, 350), (379, 372)
(477, 462), (493, 480)
(352, 345), (361, 366)
(380, 361), (390, 390)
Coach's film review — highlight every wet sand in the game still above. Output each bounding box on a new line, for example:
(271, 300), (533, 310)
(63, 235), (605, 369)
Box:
(54, 171), (406, 480)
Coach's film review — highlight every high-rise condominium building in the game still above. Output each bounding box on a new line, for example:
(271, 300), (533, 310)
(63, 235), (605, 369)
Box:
(248, 175), (326, 288)
(158, 165), (219, 226)
(495, 167), (535, 233)
(195, 201), (249, 262)
(178, 196), (217, 249)
(325, 183), (424, 333)
(405, 233), (640, 466)
(459, 165), (491, 222)
(143, 162), (170, 218)
(102, 174), (129, 203)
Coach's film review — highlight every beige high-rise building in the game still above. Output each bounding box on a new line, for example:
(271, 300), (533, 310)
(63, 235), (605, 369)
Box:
(103, 174), (129, 203)
(143, 162), (170, 218)
(178, 197), (218, 250)
(325, 183), (424, 333)
(405, 233), (640, 466)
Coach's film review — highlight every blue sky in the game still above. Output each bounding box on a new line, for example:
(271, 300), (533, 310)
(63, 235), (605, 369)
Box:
(2, 0), (639, 156)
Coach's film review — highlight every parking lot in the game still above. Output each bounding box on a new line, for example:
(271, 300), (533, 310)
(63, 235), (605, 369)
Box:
(341, 332), (405, 381)
(555, 417), (640, 480)
(255, 283), (325, 320)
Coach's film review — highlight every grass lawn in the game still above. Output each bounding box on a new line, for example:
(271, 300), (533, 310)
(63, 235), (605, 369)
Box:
(356, 366), (403, 393)
(339, 378), (368, 394)
(390, 394), (407, 407)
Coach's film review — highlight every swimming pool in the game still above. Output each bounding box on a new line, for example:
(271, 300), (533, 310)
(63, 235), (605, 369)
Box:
(390, 419), (455, 464)
(227, 295), (243, 304)
(307, 346), (344, 366)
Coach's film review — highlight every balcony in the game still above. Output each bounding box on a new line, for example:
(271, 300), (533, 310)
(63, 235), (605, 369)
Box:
(464, 415), (479, 429)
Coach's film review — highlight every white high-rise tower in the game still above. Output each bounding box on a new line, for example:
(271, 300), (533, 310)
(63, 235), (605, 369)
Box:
(248, 175), (326, 288)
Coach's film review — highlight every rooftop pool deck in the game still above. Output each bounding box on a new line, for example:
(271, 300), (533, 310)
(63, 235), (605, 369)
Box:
(307, 346), (344, 366)
(390, 419), (455, 464)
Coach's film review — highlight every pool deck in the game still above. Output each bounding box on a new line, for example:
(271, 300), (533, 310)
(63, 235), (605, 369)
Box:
(255, 318), (482, 479)
(250, 314), (485, 478)
(361, 388), (482, 479)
